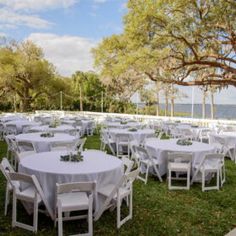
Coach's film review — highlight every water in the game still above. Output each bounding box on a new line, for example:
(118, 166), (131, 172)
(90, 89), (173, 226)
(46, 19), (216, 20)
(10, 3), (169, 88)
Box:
(137, 103), (236, 120)
(161, 104), (236, 120)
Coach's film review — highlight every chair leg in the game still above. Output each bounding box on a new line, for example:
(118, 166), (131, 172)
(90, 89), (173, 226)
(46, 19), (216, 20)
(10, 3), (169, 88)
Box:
(216, 169), (220, 190)
(202, 170), (205, 192)
(187, 169), (190, 190)
(145, 165), (149, 184)
(33, 198), (38, 232)
(58, 205), (63, 236)
(117, 195), (121, 229)
(12, 193), (16, 228)
(168, 169), (171, 189)
(4, 186), (9, 216)
(88, 199), (93, 236)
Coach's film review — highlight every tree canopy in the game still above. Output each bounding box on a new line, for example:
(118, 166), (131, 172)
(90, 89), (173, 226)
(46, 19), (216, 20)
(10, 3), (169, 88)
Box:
(93, 0), (236, 88)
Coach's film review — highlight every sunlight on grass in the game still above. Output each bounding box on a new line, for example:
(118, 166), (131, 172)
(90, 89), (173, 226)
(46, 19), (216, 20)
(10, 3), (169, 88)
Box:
(0, 136), (236, 235)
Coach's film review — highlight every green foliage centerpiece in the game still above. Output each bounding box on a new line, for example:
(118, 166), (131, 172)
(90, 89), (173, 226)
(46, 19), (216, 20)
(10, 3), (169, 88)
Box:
(49, 118), (60, 128)
(120, 121), (128, 125)
(128, 128), (138, 132)
(60, 151), (84, 162)
(176, 139), (192, 146)
(40, 132), (54, 138)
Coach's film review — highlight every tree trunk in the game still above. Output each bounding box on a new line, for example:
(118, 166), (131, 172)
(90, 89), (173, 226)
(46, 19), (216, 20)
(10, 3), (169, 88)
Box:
(156, 82), (160, 116)
(202, 90), (206, 119)
(79, 85), (83, 111)
(170, 98), (174, 117)
(210, 91), (215, 119)
(165, 91), (168, 116)
(156, 96), (160, 116)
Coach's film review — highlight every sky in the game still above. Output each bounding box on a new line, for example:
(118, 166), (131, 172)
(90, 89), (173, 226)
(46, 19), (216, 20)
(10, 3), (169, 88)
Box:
(0, 0), (235, 105)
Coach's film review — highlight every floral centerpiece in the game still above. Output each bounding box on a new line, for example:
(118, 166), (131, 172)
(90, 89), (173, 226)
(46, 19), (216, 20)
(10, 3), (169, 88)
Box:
(40, 132), (54, 138)
(128, 128), (138, 132)
(120, 121), (128, 125)
(60, 151), (84, 162)
(49, 118), (60, 128)
(176, 139), (192, 146)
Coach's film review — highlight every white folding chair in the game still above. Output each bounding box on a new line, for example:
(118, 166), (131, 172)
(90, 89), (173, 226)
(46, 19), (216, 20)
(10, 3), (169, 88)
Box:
(100, 129), (115, 155)
(4, 134), (17, 164)
(134, 146), (162, 184)
(0, 158), (18, 216)
(50, 140), (76, 152)
(129, 140), (139, 165)
(197, 153), (225, 191)
(8, 172), (53, 232)
(121, 157), (134, 174)
(75, 137), (87, 152)
(5, 124), (18, 135)
(167, 152), (192, 190)
(55, 181), (96, 236)
(95, 168), (139, 229)
(13, 141), (37, 169)
(115, 133), (130, 158)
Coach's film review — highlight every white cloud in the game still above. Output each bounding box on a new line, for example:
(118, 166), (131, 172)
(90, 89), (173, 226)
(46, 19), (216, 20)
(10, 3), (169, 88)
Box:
(0, 8), (52, 29)
(0, 0), (78, 11)
(27, 33), (97, 76)
(93, 0), (107, 3)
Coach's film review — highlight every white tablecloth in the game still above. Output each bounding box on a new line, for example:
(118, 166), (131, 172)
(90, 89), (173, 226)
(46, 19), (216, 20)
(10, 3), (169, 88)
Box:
(19, 150), (123, 218)
(218, 132), (236, 145)
(15, 133), (77, 152)
(4, 120), (39, 134)
(145, 138), (215, 180)
(105, 122), (141, 129)
(109, 128), (155, 144)
(29, 125), (77, 134)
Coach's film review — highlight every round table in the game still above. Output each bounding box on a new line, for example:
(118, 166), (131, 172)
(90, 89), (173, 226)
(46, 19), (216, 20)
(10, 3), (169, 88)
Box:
(29, 125), (77, 134)
(108, 128), (155, 144)
(4, 120), (39, 134)
(219, 132), (236, 144)
(145, 138), (216, 181)
(105, 122), (141, 129)
(15, 132), (77, 152)
(19, 150), (123, 218)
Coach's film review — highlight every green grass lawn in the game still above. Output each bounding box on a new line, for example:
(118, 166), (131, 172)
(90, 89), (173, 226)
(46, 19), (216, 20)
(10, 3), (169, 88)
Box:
(0, 135), (236, 235)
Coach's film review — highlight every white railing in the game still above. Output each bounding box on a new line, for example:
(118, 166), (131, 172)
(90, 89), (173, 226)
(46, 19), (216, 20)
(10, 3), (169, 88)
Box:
(34, 110), (236, 127)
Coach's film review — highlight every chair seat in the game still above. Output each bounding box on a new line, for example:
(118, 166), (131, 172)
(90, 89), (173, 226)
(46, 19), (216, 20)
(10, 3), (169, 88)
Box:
(16, 186), (42, 203)
(98, 184), (129, 199)
(141, 159), (159, 166)
(58, 192), (89, 211)
(168, 162), (190, 172)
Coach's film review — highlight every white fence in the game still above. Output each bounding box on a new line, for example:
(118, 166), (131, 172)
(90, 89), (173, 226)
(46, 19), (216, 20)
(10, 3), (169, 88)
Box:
(33, 110), (236, 127)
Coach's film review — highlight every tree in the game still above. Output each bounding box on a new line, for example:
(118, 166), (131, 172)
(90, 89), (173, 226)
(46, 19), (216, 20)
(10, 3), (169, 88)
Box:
(0, 40), (56, 111)
(124, 0), (236, 86)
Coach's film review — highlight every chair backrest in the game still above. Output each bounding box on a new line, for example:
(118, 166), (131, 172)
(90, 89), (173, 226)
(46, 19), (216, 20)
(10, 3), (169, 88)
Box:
(5, 135), (18, 152)
(21, 125), (32, 133)
(146, 146), (158, 160)
(8, 172), (54, 220)
(133, 146), (149, 161)
(56, 181), (96, 195)
(17, 140), (35, 152)
(50, 140), (76, 151)
(121, 157), (134, 174)
(115, 133), (130, 143)
(168, 152), (192, 163)
(6, 124), (18, 134)
(203, 153), (224, 167)
(0, 157), (15, 180)
(94, 168), (139, 221)
(213, 135), (226, 146)
(75, 137), (87, 152)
